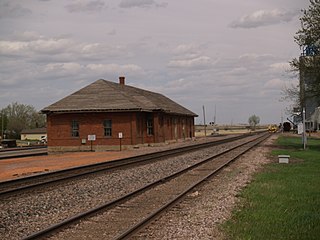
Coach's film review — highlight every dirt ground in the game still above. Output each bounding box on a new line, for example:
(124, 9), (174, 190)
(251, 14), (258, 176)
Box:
(0, 138), (212, 182)
(0, 150), (148, 182)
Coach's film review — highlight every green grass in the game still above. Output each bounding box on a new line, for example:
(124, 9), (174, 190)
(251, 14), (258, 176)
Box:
(223, 135), (320, 240)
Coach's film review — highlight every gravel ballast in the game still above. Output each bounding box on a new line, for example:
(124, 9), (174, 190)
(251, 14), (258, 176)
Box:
(134, 134), (277, 239)
(0, 134), (275, 239)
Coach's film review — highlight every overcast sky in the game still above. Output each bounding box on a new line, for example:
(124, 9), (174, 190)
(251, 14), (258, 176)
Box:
(0, 0), (310, 124)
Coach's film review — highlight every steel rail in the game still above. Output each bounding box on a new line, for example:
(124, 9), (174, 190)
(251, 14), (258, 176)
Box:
(114, 132), (270, 239)
(21, 132), (269, 240)
(0, 145), (47, 153)
(0, 133), (258, 196)
(0, 148), (48, 160)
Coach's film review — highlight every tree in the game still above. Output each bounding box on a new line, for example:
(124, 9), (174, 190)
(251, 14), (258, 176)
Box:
(281, 77), (301, 113)
(0, 110), (8, 139)
(284, 1), (320, 113)
(248, 115), (260, 130)
(1, 102), (46, 139)
(294, 0), (320, 48)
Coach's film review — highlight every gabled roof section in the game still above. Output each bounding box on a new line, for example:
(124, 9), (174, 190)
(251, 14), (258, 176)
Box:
(41, 79), (197, 116)
(21, 128), (47, 134)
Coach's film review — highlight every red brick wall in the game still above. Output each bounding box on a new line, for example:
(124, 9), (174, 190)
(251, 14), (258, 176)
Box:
(47, 111), (195, 151)
(47, 112), (135, 147)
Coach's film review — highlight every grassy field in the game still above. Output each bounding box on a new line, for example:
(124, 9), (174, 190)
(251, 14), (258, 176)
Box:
(194, 125), (268, 137)
(223, 135), (320, 240)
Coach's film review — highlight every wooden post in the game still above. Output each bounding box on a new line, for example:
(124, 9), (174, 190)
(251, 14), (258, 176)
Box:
(119, 132), (123, 151)
(203, 105), (206, 137)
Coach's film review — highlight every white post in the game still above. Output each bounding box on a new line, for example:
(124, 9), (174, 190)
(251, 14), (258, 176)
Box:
(302, 108), (307, 150)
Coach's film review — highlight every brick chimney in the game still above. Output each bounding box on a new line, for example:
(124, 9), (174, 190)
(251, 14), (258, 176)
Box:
(119, 76), (125, 85)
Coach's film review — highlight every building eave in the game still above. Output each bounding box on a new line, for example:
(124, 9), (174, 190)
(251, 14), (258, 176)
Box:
(42, 108), (197, 117)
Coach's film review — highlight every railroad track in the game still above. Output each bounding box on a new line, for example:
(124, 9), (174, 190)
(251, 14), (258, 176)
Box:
(21, 132), (270, 240)
(0, 146), (47, 160)
(0, 133), (258, 196)
(0, 145), (47, 152)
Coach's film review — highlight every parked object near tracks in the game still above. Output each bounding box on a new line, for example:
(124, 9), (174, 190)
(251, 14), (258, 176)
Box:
(21, 128), (47, 141)
(283, 122), (292, 132)
(268, 125), (278, 133)
(1, 139), (17, 148)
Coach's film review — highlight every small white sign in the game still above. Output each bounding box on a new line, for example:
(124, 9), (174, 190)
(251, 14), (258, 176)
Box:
(297, 123), (303, 135)
(88, 135), (96, 141)
(118, 132), (123, 139)
(278, 155), (290, 164)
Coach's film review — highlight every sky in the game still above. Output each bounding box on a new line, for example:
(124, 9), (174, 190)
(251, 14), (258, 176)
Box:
(0, 0), (311, 125)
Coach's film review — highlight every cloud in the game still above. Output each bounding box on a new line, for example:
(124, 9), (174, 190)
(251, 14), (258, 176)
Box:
(119, 0), (167, 8)
(228, 67), (248, 76)
(269, 62), (291, 72)
(168, 56), (212, 69)
(107, 29), (117, 36)
(263, 78), (285, 89)
(238, 53), (274, 62)
(65, 0), (107, 13)
(0, 38), (74, 56)
(0, 34), (129, 62)
(11, 31), (45, 41)
(168, 43), (214, 70)
(86, 63), (145, 75)
(172, 44), (201, 58)
(0, 1), (32, 18)
(205, 53), (288, 95)
(0, 2), (302, 124)
(44, 62), (83, 74)
(230, 9), (299, 28)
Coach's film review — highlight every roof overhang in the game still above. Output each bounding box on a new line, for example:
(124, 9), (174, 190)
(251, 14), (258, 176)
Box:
(42, 108), (197, 117)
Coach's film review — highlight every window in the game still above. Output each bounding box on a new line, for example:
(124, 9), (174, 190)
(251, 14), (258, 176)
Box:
(103, 120), (112, 137)
(159, 115), (164, 126)
(71, 120), (79, 137)
(147, 118), (153, 135)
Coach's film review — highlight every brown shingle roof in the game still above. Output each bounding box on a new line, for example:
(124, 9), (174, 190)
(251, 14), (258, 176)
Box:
(41, 79), (197, 116)
(21, 128), (47, 134)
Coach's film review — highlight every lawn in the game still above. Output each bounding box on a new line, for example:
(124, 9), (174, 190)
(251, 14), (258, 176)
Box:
(223, 135), (320, 240)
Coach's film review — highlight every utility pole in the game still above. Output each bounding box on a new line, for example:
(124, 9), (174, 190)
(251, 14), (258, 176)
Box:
(1, 111), (3, 140)
(214, 104), (216, 124)
(202, 105), (206, 137)
(281, 110), (283, 133)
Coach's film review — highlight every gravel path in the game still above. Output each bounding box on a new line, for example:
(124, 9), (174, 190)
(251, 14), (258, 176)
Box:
(0, 135), (260, 240)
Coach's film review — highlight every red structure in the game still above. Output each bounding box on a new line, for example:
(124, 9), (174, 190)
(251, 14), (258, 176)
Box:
(42, 78), (197, 152)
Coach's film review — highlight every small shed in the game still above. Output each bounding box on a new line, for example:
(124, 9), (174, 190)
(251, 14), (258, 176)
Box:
(21, 128), (47, 141)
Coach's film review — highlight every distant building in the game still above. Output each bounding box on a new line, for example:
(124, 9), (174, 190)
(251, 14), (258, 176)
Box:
(299, 45), (320, 131)
(308, 106), (320, 131)
(41, 77), (197, 152)
(21, 128), (47, 141)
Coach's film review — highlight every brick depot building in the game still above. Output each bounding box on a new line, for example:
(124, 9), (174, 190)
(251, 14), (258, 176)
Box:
(41, 78), (197, 152)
